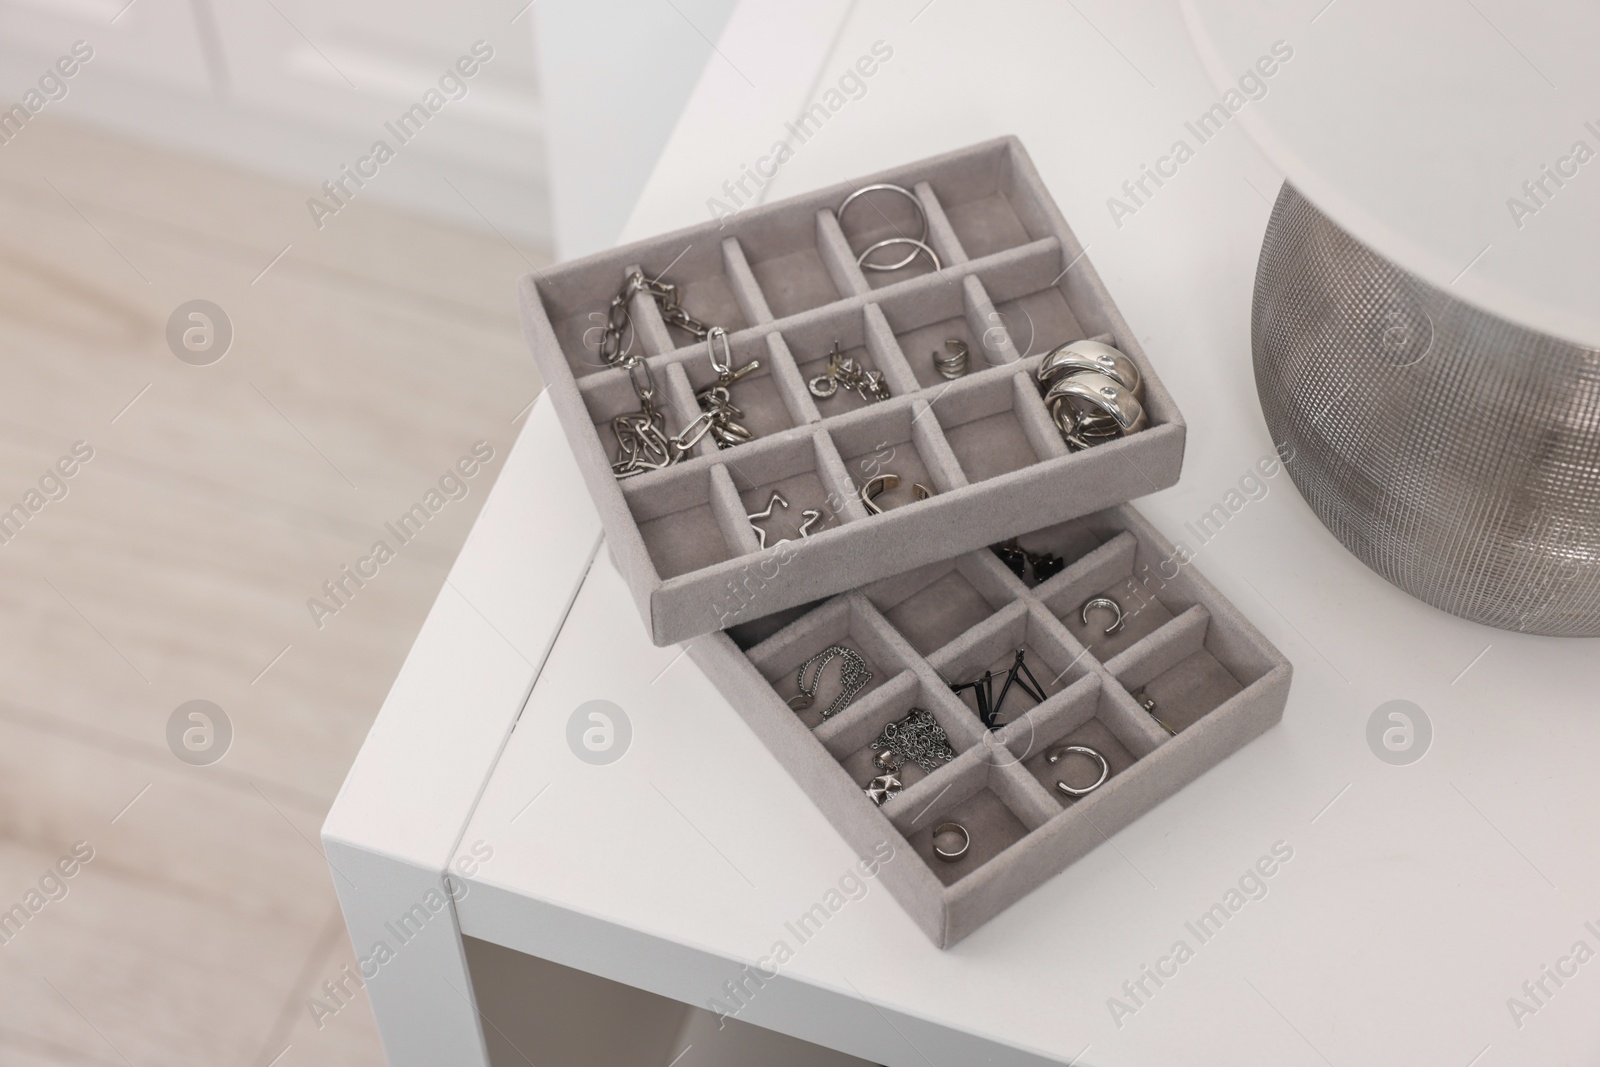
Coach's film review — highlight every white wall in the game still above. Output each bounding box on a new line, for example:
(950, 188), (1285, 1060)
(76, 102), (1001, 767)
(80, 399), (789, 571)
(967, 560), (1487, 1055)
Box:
(532, 0), (738, 258)
(0, 0), (740, 255)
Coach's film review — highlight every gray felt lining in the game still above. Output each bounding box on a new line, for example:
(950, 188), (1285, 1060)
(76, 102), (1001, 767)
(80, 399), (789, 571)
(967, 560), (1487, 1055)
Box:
(723, 237), (775, 326)
(520, 137), (1189, 646)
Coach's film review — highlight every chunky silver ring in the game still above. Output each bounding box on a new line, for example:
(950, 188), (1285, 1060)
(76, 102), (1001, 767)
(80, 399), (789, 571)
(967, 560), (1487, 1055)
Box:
(932, 821), (970, 861)
(1044, 371), (1148, 437)
(1047, 744), (1109, 797)
(860, 473), (901, 516)
(933, 339), (970, 380)
(1080, 595), (1124, 635)
(856, 237), (941, 274)
(838, 183), (928, 271)
(1037, 340), (1142, 395)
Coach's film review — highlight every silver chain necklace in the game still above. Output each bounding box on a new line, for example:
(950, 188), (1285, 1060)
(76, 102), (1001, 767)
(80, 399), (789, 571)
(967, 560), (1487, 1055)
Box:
(786, 645), (871, 720)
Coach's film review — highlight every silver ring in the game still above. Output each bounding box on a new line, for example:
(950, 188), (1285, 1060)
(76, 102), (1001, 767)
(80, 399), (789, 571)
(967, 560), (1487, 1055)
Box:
(860, 473), (901, 515)
(1047, 744), (1109, 797)
(1037, 340), (1142, 395)
(1043, 374), (1145, 441)
(932, 821), (970, 861)
(838, 183), (928, 271)
(1080, 595), (1124, 635)
(856, 237), (941, 274)
(933, 339), (970, 380)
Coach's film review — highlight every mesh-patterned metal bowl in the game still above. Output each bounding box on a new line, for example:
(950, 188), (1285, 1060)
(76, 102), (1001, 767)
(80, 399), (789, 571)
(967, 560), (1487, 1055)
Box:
(1253, 184), (1600, 636)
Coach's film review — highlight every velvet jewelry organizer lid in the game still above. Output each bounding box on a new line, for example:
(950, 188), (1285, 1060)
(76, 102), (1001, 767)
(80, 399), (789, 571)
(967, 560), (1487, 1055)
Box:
(518, 136), (1187, 647)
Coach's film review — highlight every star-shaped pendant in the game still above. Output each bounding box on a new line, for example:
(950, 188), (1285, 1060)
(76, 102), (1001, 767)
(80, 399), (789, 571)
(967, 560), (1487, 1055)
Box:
(865, 772), (902, 806)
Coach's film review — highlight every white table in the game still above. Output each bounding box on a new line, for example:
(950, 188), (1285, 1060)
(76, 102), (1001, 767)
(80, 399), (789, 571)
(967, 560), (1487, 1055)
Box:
(323, 3), (1600, 1065)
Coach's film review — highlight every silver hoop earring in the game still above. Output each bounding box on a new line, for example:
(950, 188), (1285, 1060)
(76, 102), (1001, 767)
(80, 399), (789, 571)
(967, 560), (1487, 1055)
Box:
(838, 183), (928, 271)
(1037, 340), (1142, 394)
(1044, 372), (1147, 440)
(1046, 744), (1109, 797)
(856, 237), (940, 273)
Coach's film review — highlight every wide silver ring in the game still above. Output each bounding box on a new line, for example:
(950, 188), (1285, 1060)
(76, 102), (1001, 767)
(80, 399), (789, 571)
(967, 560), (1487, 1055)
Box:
(856, 237), (941, 274)
(860, 473), (901, 516)
(838, 183), (928, 270)
(1047, 744), (1109, 797)
(1037, 340), (1142, 395)
(932, 821), (970, 862)
(1044, 371), (1148, 437)
(1080, 595), (1124, 635)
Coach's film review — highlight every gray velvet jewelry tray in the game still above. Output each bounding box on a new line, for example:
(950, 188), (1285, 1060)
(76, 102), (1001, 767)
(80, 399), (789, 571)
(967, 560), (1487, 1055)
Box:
(518, 136), (1187, 646)
(688, 504), (1291, 948)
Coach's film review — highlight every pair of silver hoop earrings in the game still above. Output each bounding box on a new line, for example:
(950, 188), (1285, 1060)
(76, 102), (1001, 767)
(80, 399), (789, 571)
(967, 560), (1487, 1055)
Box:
(838, 183), (942, 274)
(1037, 340), (1149, 450)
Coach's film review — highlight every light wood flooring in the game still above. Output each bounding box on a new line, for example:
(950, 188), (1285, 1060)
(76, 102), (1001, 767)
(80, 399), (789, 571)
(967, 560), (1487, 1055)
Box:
(0, 115), (546, 1066)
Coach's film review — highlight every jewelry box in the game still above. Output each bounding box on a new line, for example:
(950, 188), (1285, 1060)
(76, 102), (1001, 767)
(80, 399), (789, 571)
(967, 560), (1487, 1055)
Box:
(687, 505), (1291, 947)
(518, 136), (1186, 646)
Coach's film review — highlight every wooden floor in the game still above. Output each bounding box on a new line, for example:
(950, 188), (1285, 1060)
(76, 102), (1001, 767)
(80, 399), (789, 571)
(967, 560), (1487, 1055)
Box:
(0, 117), (546, 1066)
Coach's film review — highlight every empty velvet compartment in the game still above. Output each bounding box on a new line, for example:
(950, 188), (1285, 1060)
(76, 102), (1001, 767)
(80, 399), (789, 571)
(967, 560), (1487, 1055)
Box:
(737, 212), (854, 318)
(1109, 605), (1267, 736)
(674, 331), (810, 444)
(637, 240), (751, 346)
(929, 601), (1089, 728)
(888, 753), (1052, 886)
(745, 594), (914, 729)
(996, 674), (1163, 808)
(879, 274), (1010, 388)
(1037, 530), (1192, 660)
(986, 277), (1093, 364)
(865, 551), (1015, 657)
(928, 144), (1053, 259)
(934, 370), (1065, 484)
(814, 672), (981, 799)
(621, 465), (739, 580)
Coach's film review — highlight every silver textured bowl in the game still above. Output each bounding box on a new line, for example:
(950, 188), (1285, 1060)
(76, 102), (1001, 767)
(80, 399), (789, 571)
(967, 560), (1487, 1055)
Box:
(1253, 184), (1600, 637)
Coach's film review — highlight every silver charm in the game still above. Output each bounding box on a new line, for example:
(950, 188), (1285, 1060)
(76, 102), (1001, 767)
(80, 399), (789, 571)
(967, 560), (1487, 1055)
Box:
(809, 341), (888, 404)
